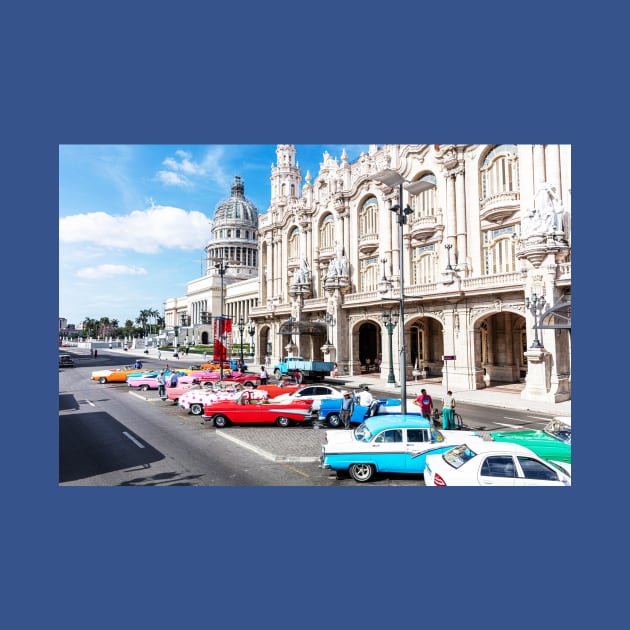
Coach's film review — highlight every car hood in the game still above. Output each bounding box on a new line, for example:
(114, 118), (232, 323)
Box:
(491, 429), (550, 443)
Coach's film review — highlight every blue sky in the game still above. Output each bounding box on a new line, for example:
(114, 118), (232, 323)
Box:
(59, 144), (370, 327)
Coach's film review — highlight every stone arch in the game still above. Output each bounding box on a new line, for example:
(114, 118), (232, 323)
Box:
(471, 308), (527, 385)
(407, 314), (444, 377)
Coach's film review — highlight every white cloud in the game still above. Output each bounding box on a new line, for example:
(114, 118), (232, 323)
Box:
(59, 205), (211, 254)
(157, 170), (191, 186)
(157, 146), (231, 190)
(76, 264), (148, 279)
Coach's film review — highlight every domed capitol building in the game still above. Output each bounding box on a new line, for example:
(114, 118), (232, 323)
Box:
(164, 144), (571, 403)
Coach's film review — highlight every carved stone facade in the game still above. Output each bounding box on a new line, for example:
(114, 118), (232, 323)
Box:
(168, 144), (572, 403)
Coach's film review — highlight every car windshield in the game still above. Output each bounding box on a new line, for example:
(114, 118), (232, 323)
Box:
(443, 444), (477, 469)
(544, 419), (571, 444)
(354, 423), (374, 442)
(548, 460), (571, 478)
(430, 427), (446, 443)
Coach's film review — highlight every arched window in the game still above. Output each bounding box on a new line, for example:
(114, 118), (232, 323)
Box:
(482, 226), (517, 274)
(319, 214), (335, 250)
(359, 197), (379, 236)
(412, 244), (436, 284)
(480, 145), (519, 199)
(360, 256), (380, 292)
(281, 182), (287, 197)
(288, 227), (300, 260)
(409, 174), (437, 218)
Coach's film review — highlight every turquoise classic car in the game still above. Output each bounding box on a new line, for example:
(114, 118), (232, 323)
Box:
(320, 415), (484, 482)
(490, 416), (571, 464)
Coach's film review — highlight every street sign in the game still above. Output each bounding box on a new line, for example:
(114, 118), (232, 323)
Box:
(442, 355), (456, 360)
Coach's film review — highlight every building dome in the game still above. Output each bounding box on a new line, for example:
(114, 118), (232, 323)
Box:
(205, 175), (259, 280)
(213, 176), (258, 228)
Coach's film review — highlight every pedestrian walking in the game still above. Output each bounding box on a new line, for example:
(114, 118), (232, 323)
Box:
(413, 388), (434, 420)
(157, 349), (162, 360)
(259, 366), (268, 385)
(442, 390), (456, 430)
(356, 384), (373, 407)
(157, 370), (167, 399)
(93, 349), (98, 359)
(339, 390), (355, 429)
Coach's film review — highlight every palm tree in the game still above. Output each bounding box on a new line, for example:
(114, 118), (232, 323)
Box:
(147, 308), (160, 334)
(136, 309), (150, 337)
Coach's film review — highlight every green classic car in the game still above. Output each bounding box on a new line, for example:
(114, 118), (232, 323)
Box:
(490, 416), (571, 464)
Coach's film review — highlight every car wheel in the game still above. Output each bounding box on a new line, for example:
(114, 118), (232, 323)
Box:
(140, 384), (149, 391)
(276, 416), (291, 428)
(327, 413), (341, 428)
(190, 403), (203, 416)
(98, 377), (107, 384)
(274, 369), (281, 380)
(214, 414), (229, 428)
(349, 463), (375, 482)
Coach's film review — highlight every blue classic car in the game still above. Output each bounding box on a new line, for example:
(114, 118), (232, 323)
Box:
(320, 415), (485, 482)
(317, 397), (409, 427)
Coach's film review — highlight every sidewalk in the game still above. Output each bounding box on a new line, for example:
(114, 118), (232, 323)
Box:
(95, 346), (571, 416)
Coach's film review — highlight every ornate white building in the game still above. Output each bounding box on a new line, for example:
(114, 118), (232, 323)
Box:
(166, 144), (571, 403)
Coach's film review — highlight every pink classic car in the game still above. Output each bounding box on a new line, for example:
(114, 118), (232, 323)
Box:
(178, 371), (260, 389)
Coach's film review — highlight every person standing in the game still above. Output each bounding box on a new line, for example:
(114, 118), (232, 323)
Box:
(356, 385), (373, 408)
(259, 366), (268, 385)
(413, 388), (434, 420)
(339, 390), (355, 429)
(157, 370), (167, 399)
(442, 390), (456, 430)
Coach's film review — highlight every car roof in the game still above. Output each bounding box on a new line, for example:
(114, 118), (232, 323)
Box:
(364, 415), (432, 432)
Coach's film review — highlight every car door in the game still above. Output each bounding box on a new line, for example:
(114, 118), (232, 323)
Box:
(370, 429), (406, 472)
(476, 455), (517, 486)
(513, 456), (569, 486)
(404, 428), (433, 473)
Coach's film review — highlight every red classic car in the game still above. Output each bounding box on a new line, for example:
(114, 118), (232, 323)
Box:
(256, 383), (304, 398)
(202, 392), (314, 428)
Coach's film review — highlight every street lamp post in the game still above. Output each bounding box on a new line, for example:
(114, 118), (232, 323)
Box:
(237, 317), (245, 367)
(382, 310), (398, 385)
(370, 169), (436, 415)
(525, 293), (546, 348)
(247, 320), (255, 361)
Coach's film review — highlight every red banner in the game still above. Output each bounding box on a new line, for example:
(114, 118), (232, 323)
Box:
(213, 317), (232, 361)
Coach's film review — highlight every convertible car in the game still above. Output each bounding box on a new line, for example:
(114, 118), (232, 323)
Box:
(178, 386), (268, 415)
(317, 397), (407, 427)
(320, 415), (484, 482)
(91, 367), (150, 383)
(490, 416), (571, 463)
(201, 393), (314, 428)
(178, 371), (260, 388)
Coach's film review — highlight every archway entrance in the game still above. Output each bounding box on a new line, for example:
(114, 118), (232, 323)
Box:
(358, 322), (380, 372)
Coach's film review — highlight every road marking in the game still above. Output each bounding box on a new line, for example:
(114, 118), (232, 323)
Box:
(494, 422), (523, 428)
(282, 464), (311, 478)
(122, 432), (145, 448)
(79, 399), (96, 407)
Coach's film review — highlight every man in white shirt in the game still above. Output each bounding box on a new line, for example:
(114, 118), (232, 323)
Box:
(356, 385), (373, 407)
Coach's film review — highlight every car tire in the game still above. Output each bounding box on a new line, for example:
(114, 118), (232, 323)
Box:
(349, 463), (375, 483)
(98, 377), (107, 384)
(140, 384), (149, 391)
(327, 413), (341, 428)
(244, 381), (255, 388)
(214, 414), (229, 428)
(274, 369), (281, 380)
(276, 416), (291, 428)
(190, 403), (203, 416)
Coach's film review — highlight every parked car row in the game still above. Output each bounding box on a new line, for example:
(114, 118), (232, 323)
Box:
(84, 365), (571, 485)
